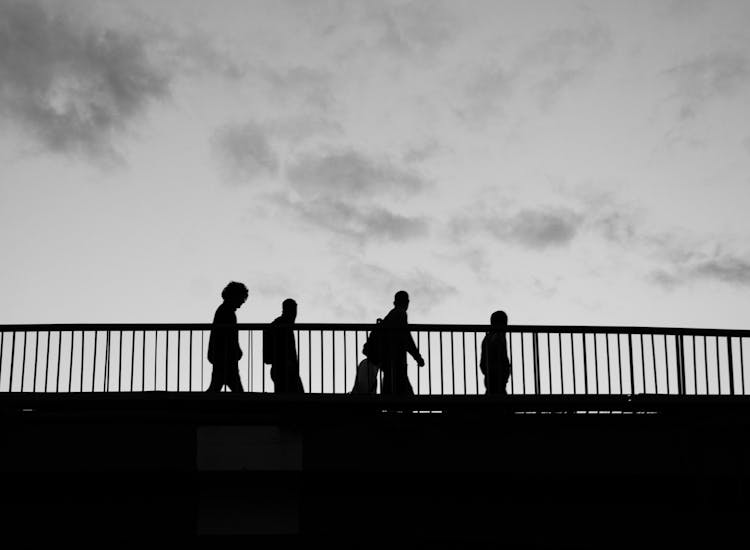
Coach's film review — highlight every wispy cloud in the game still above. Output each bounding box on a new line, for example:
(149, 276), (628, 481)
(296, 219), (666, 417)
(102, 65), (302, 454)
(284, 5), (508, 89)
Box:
(287, 149), (428, 198)
(651, 252), (750, 288)
(212, 122), (279, 181)
(273, 194), (429, 244)
(664, 52), (750, 119)
(349, 262), (457, 312)
(0, 0), (169, 162)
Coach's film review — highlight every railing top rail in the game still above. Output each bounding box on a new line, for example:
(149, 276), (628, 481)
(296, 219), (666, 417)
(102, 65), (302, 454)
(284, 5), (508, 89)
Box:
(0, 322), (748, 337)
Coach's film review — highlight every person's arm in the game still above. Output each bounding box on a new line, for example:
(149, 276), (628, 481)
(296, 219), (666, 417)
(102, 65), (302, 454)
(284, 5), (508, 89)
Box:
(479, 335), (487, 374)
(400, 312), (424, 366)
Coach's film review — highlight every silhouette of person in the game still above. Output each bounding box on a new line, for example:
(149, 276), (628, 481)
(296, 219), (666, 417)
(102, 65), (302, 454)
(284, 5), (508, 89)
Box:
(480, 310), (511, 395)
(379, 291), (425, 396)
(206, 282), (248, 392)
(266, 298), (305, 394)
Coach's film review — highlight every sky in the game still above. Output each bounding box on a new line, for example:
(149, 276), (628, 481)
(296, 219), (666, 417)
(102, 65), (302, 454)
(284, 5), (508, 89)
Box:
(1, 0), (750, 329)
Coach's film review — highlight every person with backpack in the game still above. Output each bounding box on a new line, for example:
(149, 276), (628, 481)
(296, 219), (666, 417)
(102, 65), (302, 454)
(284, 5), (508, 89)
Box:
(263, 298), (305, 394)
(206, 281), (249, 392)
(479, 310), (512, 395)
(378, 291), (425, 396)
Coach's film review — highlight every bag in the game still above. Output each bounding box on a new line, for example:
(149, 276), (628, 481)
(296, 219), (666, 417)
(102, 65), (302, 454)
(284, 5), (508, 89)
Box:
(350, 358), (379, 394)
(361, 318), (383, 363)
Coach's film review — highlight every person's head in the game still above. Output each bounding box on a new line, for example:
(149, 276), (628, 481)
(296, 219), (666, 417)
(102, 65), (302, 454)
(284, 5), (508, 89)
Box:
(222, 281), (249, 310)
(282, 298), (297, 321)
(394, 290), (410, 310)
(490, 310), (508, 328)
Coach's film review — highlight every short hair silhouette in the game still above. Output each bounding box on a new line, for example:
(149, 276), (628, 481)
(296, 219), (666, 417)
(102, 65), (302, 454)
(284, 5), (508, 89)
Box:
(282, 298), (297, 312)
(491, 310), (508, 327)
(394, 290), (409, 307)
(222, 281), (248, 302)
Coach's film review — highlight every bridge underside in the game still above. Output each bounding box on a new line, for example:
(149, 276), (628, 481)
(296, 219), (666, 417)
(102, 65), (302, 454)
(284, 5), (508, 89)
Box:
(2, 394), (749, 548)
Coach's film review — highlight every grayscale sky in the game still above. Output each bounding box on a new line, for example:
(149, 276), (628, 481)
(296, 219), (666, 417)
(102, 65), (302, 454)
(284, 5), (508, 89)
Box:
(1, 0), (750, 328)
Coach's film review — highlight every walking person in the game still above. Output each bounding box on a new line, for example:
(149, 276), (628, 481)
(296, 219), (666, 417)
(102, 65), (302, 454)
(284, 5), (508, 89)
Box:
(264, 298), (305, 394)
(379, 291), (425, 396)
(480, 310), (512, 395)
(206, 281), (249, 392)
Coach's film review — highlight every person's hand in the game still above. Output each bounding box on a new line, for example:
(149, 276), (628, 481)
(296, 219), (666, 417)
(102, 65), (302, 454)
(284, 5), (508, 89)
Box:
(416, 355), (425, 367)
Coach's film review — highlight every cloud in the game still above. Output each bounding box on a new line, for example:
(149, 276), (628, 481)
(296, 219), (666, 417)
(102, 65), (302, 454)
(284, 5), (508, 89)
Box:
(649, 255), (750, 289)
(212, 123), (279, 181)
(519, 23), (612, 107)
(261, 66), (333, 110)
(349, 263), (457, 312)
(664, 52), (750, 118)
(454, 206), (584, 250)
(275, 194), (429, 243)
(0, 0), (169, 161)
(287, 149), (428, 198)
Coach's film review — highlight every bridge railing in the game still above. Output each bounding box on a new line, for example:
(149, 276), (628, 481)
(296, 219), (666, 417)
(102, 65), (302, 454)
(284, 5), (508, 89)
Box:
(0, 324), (748, 395)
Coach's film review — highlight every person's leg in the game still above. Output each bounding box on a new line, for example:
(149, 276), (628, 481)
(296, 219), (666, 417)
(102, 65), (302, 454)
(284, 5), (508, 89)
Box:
(226, 364), (244, 392)
(206, 364), (224, 392)
(271, 365), (286, 393)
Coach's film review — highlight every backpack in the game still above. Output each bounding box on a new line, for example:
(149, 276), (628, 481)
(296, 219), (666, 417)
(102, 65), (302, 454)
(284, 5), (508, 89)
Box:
(361, 318), (383, 363)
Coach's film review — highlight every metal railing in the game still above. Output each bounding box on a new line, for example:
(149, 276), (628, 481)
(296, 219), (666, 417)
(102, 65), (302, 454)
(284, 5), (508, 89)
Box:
(0, 323), (748, 395)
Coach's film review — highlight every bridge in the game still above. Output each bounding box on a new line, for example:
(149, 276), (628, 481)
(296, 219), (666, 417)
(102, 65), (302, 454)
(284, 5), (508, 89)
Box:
(2, 323), (750, 548)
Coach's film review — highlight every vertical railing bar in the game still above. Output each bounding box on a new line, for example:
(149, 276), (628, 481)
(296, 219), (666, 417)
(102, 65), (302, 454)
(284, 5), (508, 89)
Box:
(605, 334), (611, 395)
(663, 334), (670, 394)
(680, 335), (686, 395)
(201, 330), (205, 392)
(333, 330), (336, 394)
(547, 332), (552, 394)
(355, 331), (360, 392)
(249, 331), (253, 392)
(190, 330), (194, 392)
(692, 336), (697, 395)
(92, 331), (98, 392)
(166, 331), (170, 392)
(640, 332), (646, 393)
(320, 331), (324, 394)
(650, 334), (657, 393)
(462, 332), (467, 395)
(9, 332), (17, 392)
(715, 336), (721, 394)
(154, 331), (158, 391)
(520, 332), (526, 394)
(104, 331), (111, 392)
(533, 332), (540, 395)
(142, 331), (146, 392)
(130, 331), (135, 392)
(740, 338), (745, 395)
(439, 332), (444, 395)
(0, 331), (3, 391)
(177, 331), (181, 392)
(582, 333), (589, 395)
(308, 330), (312, 395)
(427, 331), (432, 395)
(343, 330), (347, 393)
(68, 331), (74, 393)
(570, 333), (576, 394)
(117, 331), (123, 392)
(616, 335), (623, 395)
(56, 331), (62, 393)
(416, 332), (421, 395)
(628, 334), (635, 395)
(474, 332), (479, 395)
(727, 337), (735, 396)
(558, 333), (564, 394)
(79, 331), (85, 392)
(703, 336), (709, 395)
(508, 331), (513, 395)
(450, 331), (456, 395)
(21, 331), (27, 392)
(593, 333), (600, 394)
(44, 331), (51, 392)
(32, 330), (39, 392)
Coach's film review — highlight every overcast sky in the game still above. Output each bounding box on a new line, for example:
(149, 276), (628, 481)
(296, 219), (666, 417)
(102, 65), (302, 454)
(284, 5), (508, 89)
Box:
(1, 0), (750, 329)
